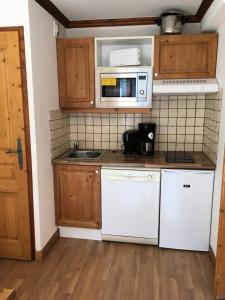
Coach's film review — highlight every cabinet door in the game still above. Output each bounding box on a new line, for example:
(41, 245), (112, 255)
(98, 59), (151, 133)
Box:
(54, 165), (101, 229)
(154, 33), (218, 79)
(57, 38), (95, 109)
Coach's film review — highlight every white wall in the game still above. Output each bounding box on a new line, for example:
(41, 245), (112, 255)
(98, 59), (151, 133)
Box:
(27, 0), (66, 251)
(201, 0), (225, 255)
(66, 23), (200, 38)
(0, 0), (64, 251)
(0, 1), (29, 26)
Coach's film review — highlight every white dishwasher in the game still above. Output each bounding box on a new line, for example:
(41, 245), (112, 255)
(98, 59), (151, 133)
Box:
(101, 168), (160, 245)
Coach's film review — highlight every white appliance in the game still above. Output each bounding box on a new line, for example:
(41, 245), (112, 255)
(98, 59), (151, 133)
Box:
(95, 67), (152, 108)
(160, 169), (214, 251)
(153, 78), (219, 94)
(101, 168), (160, 245)
(109, 47), (141, 67)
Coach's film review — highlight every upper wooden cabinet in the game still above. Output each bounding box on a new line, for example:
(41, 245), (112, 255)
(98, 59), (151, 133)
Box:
(57, 38), (95, 109)
(153, 33), (218, 79)
(54, 164), (101, 229)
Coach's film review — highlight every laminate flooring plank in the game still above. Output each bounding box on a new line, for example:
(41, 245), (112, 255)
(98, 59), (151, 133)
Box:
(0, 238), (215, 300)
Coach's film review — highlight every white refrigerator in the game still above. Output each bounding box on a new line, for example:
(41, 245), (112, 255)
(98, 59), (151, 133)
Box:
(160, 169), (214, 251)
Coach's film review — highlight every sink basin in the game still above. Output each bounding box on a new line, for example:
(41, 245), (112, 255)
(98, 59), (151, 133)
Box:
(66, 150), (104, 159)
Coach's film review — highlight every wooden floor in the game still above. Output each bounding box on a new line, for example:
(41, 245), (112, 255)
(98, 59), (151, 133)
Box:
(0, 238), (215, 300)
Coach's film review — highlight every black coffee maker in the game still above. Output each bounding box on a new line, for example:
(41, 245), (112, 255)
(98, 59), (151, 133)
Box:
(137, 123), (156, 155)
(122, 130), (138, 154)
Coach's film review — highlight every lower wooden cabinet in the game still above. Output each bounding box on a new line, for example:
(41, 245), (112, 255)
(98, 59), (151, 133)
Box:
(54, 164), (101, 229)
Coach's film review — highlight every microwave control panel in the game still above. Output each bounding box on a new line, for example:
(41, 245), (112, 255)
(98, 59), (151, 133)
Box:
(137, 73), (148, 101)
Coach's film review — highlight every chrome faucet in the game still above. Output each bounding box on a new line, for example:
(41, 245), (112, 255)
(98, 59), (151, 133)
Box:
(73, 142), (79, 151)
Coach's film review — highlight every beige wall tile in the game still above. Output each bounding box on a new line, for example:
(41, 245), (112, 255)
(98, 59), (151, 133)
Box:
(178, 109), (186, 117)
(94, 134), (101, 142)
(49, 93), (221, 156)
(86, 133), (93, 141)
(94, 117), (101, 125)
(110, 126), (118, 133)
(187, 109), (195, 118)
(102, 141), (110, 149)
(168, 135), (176, 143)
(169, 100), (177, 108)
(110, 118), (117, 126)
(94, 141), (101, 149)
(177, 127), (185, 135)
(203, 92), (222, 163)
(102, 126), (110, 134)
(176, 143), (185, 151)
(160, 118), (168, 126)
(168, 118), (177, 126)
(177, 118), (186, 127)
(186, 135), (194, 143)
(94, 125), (102, 133)
(178, 100), (186, 108)
(187, 100), (196, 108)
(168, 143), (176, 151)
(86, 141), (94, 149)
(102, 118), (109, 125)
(186, 127), (194, 135)
(102, 133), (109, 142)
(177, 135), (185, 143)
(168, 127), (176, 135)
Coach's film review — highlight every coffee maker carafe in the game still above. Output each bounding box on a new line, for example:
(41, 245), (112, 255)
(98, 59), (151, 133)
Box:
(122, 130), (138, 154)
(137, 123), (156, 155)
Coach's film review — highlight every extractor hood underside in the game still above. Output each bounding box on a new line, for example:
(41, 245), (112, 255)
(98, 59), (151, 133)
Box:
(153, 79), (219, 94)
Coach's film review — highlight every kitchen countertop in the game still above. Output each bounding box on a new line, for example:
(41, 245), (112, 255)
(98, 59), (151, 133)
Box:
(53, 150), (216, 170)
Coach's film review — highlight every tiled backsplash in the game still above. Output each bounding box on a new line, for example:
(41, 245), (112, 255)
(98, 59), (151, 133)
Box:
(49, 93), (222, 162)
(203, 91), (222, 163)
(49, 110), (70, 159)
(70, 95), (206, 152)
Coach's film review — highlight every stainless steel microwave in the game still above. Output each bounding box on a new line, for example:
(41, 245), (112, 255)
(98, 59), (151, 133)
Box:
(95, 67), (153, 108)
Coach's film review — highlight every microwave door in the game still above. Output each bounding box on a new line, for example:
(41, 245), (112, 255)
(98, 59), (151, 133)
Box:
(101, 79), (136, 99)
(100, 73), (138, 107)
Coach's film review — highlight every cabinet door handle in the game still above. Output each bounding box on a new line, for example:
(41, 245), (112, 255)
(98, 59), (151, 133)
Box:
(95, 170), (99, 174)
(154, 72), (158, 77)
(90, 101), (94, 105)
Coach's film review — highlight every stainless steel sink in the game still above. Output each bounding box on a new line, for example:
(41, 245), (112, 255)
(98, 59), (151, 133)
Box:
(64, 150), (104, 160)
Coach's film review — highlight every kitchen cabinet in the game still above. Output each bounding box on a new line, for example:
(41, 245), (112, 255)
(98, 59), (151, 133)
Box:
(57, 38), (95, 109)
(54, 164), (101, 229)
(154, 33), (218, 79)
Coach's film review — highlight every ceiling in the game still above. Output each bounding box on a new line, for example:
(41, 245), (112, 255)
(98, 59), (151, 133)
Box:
(51, 0), (202, 21)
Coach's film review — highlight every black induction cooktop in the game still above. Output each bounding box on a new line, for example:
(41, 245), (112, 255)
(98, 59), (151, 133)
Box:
(165, 151), (195, 163)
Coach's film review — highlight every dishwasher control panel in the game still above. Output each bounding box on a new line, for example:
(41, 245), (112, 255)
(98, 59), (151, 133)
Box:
(101, 168), (160, 183)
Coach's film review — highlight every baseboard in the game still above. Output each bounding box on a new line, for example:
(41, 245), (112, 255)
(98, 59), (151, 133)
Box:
(59, 226), (102, 241)
(209, 244), (216, 267)
(35, 229), (59, 261)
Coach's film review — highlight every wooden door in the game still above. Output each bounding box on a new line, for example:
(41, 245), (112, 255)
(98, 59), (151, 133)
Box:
(54, 164), (101, 229)
(154, 33), (218, 79)
(57, 38), (95, 109)
(0, 30), (32, 260)
(215, 149), (225, 299)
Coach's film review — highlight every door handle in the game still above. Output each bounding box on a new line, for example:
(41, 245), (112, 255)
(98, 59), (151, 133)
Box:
(5, 138), (23, 170)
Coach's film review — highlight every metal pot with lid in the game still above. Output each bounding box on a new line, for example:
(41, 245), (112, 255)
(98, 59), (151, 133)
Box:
(157, 10), (187, 34)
